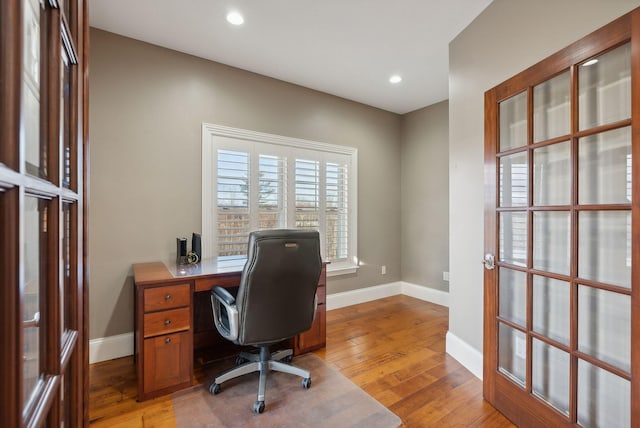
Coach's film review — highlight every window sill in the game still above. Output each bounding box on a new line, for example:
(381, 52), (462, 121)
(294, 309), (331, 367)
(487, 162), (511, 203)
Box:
(326, 261), (359, 277)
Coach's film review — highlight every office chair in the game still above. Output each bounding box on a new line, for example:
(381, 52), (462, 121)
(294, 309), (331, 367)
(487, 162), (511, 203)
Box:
(209, 229), (322, 414)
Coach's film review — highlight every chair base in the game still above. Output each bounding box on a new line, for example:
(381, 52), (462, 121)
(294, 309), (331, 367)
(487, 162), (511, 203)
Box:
(209, 346), (311, 413)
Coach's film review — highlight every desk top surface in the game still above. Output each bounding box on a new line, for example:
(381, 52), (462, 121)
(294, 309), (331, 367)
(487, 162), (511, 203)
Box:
(133, 258), (246, 285)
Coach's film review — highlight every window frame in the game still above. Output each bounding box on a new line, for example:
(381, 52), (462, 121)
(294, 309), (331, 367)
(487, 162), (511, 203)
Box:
(202, 123), (358, 276)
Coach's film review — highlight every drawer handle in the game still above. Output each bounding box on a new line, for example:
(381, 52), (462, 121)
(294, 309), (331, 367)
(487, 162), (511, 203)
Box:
(165, 337), (171, 344)
(164, 319), (172, 326)
(165, 294), (172, 301)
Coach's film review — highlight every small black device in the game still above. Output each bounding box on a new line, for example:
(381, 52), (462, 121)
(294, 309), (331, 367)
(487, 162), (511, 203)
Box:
(192, 233), (201, 263)
(176, 237), (188, 265)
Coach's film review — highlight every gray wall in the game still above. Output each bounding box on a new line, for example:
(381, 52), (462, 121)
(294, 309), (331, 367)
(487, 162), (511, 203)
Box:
(89, 29), (404, 339)
(448, 0), (640, 353)
(400, 101), (449, 291)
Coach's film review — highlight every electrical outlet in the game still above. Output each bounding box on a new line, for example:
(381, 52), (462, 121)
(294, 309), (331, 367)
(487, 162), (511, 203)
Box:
(443, 271), (450, 281)
(381, 265), (387, 275)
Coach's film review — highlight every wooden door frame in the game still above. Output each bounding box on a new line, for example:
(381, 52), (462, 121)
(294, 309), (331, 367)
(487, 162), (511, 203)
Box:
(0, 0), (89, 426)
(483, 8), (640, 427)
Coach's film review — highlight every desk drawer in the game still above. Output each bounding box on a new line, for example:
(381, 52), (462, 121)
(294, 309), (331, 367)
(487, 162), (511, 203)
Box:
(144, 307), (190, 338)
(144, 283), (190, 312)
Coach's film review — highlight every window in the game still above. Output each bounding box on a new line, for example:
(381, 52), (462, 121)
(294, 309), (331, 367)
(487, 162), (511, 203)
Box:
(202, 124), (358, 276)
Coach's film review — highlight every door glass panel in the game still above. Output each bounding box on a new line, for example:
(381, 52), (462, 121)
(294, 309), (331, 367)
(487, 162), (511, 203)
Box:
(499, 268), (526, 327)
(532, 275), (570, 345)
(532, 339), (570, 415)
(22, 0), (45, 178)
(499, 212), (527, 267)
(500, 91), (527, 151)
(62, 202), (72, 334)
(500, 151), (528, 207)
(533, 141), (571, 206)
(533, 211), (570, 275)
(61, 48), (73, 188)
(577, 359), (630, 428)
(578, 43), (631, 131)
(24, 195), (46, 408)
(578, 127), (631, 205)
(578, 285), (630, 372)
(498, 323), (526, 387)
(533, 71), (570, 142)
(578, 211), (630, 288)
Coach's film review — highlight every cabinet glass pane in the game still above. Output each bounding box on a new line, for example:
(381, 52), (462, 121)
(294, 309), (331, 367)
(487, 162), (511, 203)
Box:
(578, 43), (631, 131)
(500, 91), (527, 151)
(578, 211), (630, 288)
(578, 359), (629, 428)
(532, 275), (570, 345)
(533, 211), (570, 275)
(533, 141), (570, 206)
(578, 285), (630, 372)
(499, 212), (527, 267)
(22, 0), (46, 178)
(24, 196), (46, 408)
(533, 71), (570, 142)
(578, 127), (631, 205)
(499, 268), (526, 327)
(498, 323), (526, 387)
(532, 339), (569, 416)
(500, 151), (528, 207)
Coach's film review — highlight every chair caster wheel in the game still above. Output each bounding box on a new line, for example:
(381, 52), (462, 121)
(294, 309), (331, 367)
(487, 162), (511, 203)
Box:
(209, 382), (221, 395)
(282, 354), (293, 363)
(253, 400), (265, 414)
(302, 377), (312, 389)
(235, 356), (247, 366)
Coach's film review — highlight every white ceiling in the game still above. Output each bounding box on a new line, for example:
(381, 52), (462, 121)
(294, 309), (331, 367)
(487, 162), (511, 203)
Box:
(89, 0), (493, 114)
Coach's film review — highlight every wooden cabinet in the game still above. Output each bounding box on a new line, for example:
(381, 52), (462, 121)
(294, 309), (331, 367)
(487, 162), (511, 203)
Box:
(133, 260), (327, 401)
(294, 265), (327, 354)
(135, 279), (192, 401)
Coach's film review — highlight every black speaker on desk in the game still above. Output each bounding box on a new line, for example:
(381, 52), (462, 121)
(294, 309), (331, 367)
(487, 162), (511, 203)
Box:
(192, 233), (201, 263)
(176, 237), (188, 265)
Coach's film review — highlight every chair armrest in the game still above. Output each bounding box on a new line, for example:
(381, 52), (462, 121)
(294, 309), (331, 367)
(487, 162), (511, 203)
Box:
(210, 286), (239, 342)
(212, 286), (235, 306)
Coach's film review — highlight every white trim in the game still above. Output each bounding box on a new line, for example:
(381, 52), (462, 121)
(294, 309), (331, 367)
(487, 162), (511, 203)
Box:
(202, 123), (357, 155)
(89, 282), (452, 365)
(325, 281), (449, 310)
(445, 331), (484, 380)
(326, 282), (403, 310)
(401, 281), (450, 307)
(89, 332), (134, 364)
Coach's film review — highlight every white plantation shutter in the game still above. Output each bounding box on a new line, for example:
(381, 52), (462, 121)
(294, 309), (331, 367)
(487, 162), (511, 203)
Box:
(295, 159), (320, 230)
(326, 161), (349, 261)
(216, 149), (250, 257)
(258, 154), (286, 230)
(203, 123), (358, 275)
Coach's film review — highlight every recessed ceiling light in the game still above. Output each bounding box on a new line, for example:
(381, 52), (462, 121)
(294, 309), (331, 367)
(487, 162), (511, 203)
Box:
(389, 74), (402, 84)
(226, 11), (244, 26)
(583, 58), (598, 67)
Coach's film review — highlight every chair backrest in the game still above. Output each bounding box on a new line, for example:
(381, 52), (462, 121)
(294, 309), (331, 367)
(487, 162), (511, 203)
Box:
(236, 229), (322, 346)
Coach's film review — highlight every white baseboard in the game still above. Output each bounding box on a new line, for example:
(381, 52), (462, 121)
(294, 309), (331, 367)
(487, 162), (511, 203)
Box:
(445, 331), (483, 380)
(90, 281), (450, 364)
(326, 282), (403, 310)
(89, 332), (133, 364)
(325, 281), (449, 310)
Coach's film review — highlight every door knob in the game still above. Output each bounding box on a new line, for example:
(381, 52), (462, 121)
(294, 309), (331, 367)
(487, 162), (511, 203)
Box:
(482, 253), (495, 270)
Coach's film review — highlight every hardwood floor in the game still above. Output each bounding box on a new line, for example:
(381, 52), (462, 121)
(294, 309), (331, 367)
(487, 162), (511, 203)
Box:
(89, 295), (515, 427)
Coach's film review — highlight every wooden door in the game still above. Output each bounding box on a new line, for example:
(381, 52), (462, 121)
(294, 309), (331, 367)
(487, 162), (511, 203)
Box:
(0, 0), (89, 426)
(483, 8), (640, 427)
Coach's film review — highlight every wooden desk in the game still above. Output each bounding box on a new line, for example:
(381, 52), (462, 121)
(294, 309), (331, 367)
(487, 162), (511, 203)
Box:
(132, 259), (327, 401)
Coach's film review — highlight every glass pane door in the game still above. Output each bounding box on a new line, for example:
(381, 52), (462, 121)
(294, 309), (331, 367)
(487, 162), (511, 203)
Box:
(485, 23), (637, 426)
